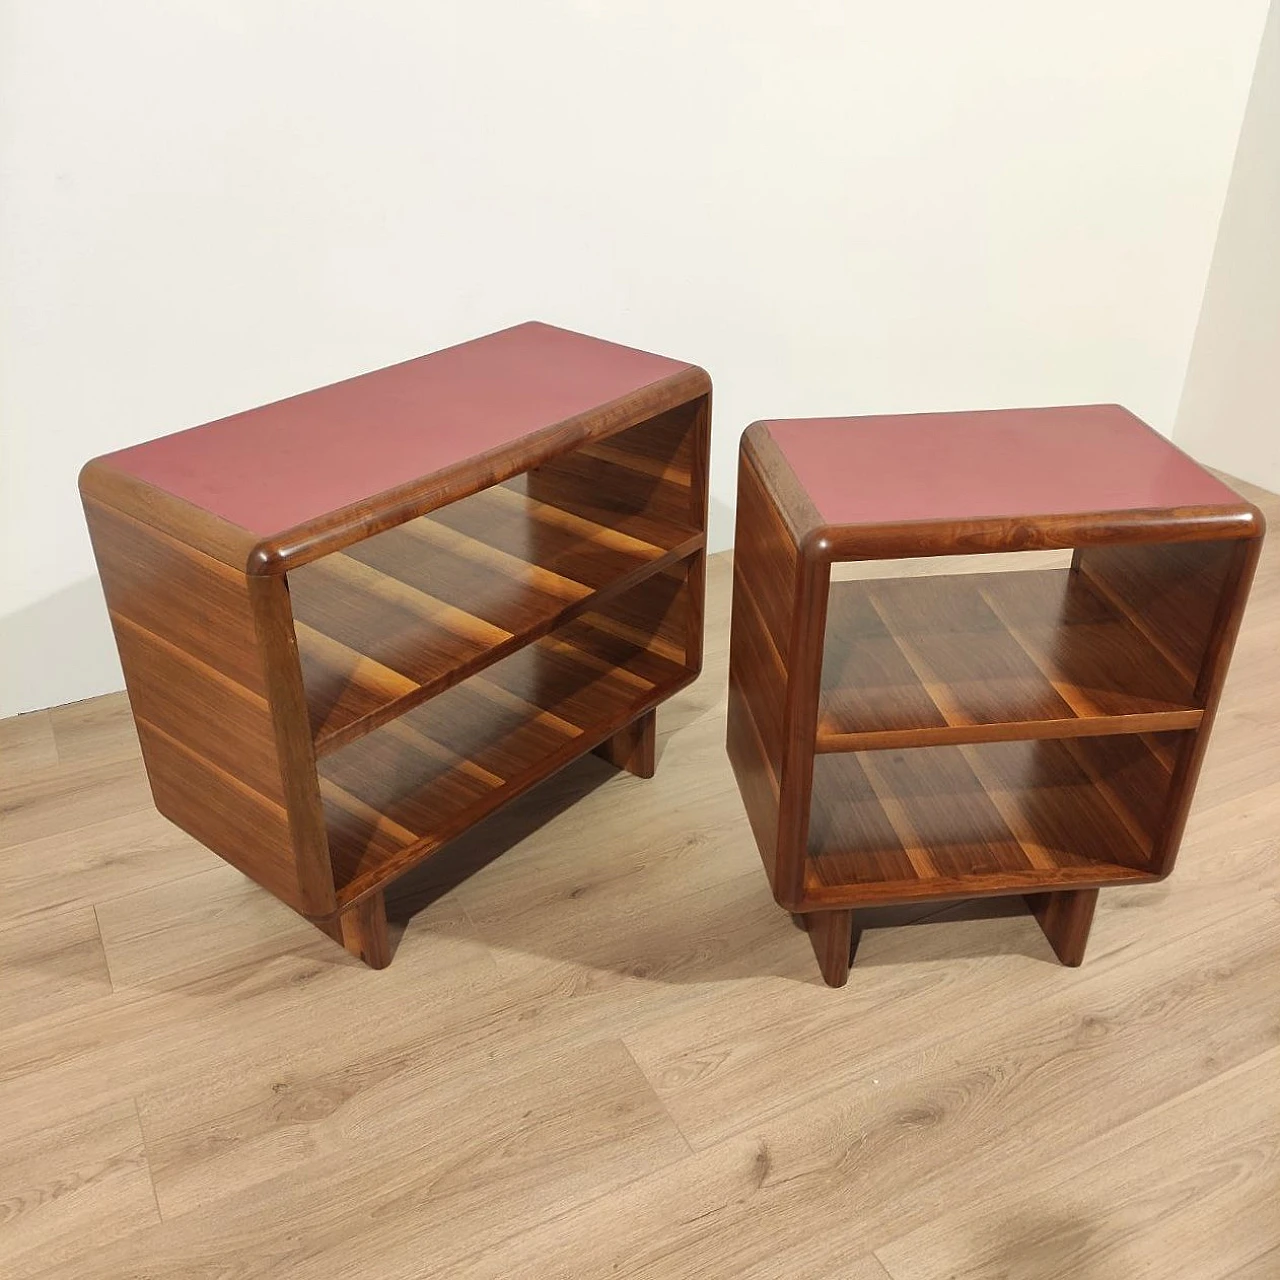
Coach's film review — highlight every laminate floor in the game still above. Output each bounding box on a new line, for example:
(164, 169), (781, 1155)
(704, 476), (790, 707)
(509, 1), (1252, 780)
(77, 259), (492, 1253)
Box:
(2, 476), (1277, 1279)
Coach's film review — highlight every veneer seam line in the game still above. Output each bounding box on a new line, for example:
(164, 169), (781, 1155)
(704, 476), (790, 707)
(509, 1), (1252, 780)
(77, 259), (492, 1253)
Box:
(83, 494), (250, 584)
(134, 716), (291, 818)
(108, 611), (271, 710)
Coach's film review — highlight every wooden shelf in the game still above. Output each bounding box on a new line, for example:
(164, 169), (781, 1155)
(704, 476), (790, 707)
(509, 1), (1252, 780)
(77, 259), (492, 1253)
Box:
(818, 568), (1202, 752)
(291, 479), (702, 754)
(803, 733), (1181, 905)
(319, 601), (694, 906)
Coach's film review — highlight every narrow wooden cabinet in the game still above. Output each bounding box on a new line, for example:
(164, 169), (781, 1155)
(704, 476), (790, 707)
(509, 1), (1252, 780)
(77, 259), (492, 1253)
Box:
(81, 322), (711, 967)
(727, 407), (1263, 986)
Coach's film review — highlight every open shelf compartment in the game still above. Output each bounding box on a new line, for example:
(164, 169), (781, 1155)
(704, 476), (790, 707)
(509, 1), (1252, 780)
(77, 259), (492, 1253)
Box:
(318, 557), (698, 906)
(290, 403), (704, 754)
(802, 731), (1187, 906)
(817, 566), (1203, 752)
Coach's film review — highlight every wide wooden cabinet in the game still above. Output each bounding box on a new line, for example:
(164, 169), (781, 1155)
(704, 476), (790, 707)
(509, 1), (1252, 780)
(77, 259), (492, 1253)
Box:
(81, 322), (711, 967)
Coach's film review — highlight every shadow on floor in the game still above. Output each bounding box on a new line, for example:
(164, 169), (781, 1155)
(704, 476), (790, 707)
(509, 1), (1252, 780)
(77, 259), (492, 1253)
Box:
(380, 738), (1071, 985)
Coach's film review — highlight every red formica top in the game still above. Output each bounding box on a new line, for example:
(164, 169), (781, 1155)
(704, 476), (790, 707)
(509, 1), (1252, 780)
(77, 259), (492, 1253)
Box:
(98, 322), (694, 537)
(763, 406), (1243, 528)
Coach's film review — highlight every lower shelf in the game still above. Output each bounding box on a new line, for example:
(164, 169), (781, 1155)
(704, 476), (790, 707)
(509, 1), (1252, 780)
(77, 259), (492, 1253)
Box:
(803, 733), (1186, 905)
(318, 603), (693, 906)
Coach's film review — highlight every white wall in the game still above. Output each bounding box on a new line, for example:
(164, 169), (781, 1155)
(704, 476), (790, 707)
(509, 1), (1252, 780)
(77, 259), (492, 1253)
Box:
(1, 0), (1269, 716)
(1176, 1), (1280, 492)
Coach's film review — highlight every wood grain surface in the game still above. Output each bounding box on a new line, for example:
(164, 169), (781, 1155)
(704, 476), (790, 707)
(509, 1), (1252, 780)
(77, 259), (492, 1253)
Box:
(2, 473), (1277, 1279)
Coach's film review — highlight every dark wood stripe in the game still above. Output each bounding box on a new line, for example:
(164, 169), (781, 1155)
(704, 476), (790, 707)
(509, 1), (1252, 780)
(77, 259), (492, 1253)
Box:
(729, 568), (788, 777)
(84, 497), (267, 696)
(135, 717), (306, 910)
(111, 614), (283, 805)
(726, 682), (782, 889)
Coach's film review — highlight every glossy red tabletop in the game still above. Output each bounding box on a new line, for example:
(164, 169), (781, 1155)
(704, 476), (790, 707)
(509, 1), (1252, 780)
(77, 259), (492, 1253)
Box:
(100, 322), (693, 536)
(763, 406), (1242, 528)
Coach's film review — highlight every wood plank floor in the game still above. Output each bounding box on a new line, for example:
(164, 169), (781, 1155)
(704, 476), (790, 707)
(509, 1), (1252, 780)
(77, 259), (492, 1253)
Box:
(2, 475), (1278, 1279)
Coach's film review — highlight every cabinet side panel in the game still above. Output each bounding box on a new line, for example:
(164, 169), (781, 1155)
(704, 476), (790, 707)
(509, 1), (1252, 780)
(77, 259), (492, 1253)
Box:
(1076, 536), (1263, 877)
(84, 498), (267, 695)
(83, 497), (317, 912)
(1058, 732), (1184, 869)
(732, 456), (797, 658)
(1074, 540), (1238, 687)
(135, 720), (300, 899)
(726, 455), (797, 892)
(1151, 537), (1263, 873)
(111, 616), (284, 802)
(587, 558), (691, 666)
(521, 400), (701, 533)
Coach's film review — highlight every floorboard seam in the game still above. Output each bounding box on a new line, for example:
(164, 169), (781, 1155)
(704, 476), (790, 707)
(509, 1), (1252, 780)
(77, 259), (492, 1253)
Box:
(132, 1096), (166, 1225)
(90, 901), (117, 993)
(620, 1035), (696, 1157)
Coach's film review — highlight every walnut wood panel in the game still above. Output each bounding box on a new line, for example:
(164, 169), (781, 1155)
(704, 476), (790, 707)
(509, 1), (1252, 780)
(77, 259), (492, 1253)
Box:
(1074, 540), (1241, 684)
(110, 615), (282, 803)
(83, 498), (266, 695)
(730, 450), (800, 658)
(725, 449), (803, 893)
(247, 573), (336, 916)
(818, 568), (1201, 750)
(729, 571), (788, 779)
(83, 498), (327, 915)
(523, 399), (702, 534)
(319, 600), (695, 907)
(583, 558), (693, 669)
(1057, 731), (1182, 867)
(133, 719), (301, 906)
(1145, 536), (1264, 874)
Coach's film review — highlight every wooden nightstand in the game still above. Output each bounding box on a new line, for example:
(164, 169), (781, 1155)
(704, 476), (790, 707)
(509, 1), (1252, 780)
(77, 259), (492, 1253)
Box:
(81, 322), (711, 967)
(726, 406), (1263, 986)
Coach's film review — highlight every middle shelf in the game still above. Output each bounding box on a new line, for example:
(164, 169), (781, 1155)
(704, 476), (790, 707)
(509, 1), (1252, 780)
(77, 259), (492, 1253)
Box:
(818, 567), (1203, 752)
(290, 479), (703, 754)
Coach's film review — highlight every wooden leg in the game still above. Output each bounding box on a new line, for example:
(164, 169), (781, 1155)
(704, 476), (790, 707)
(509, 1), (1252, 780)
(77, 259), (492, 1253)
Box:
(803, 909), (861, 987)
(593, 710), (656, 779)
(317, 891), (391, 969)
(1025, 888), (1098, 967)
